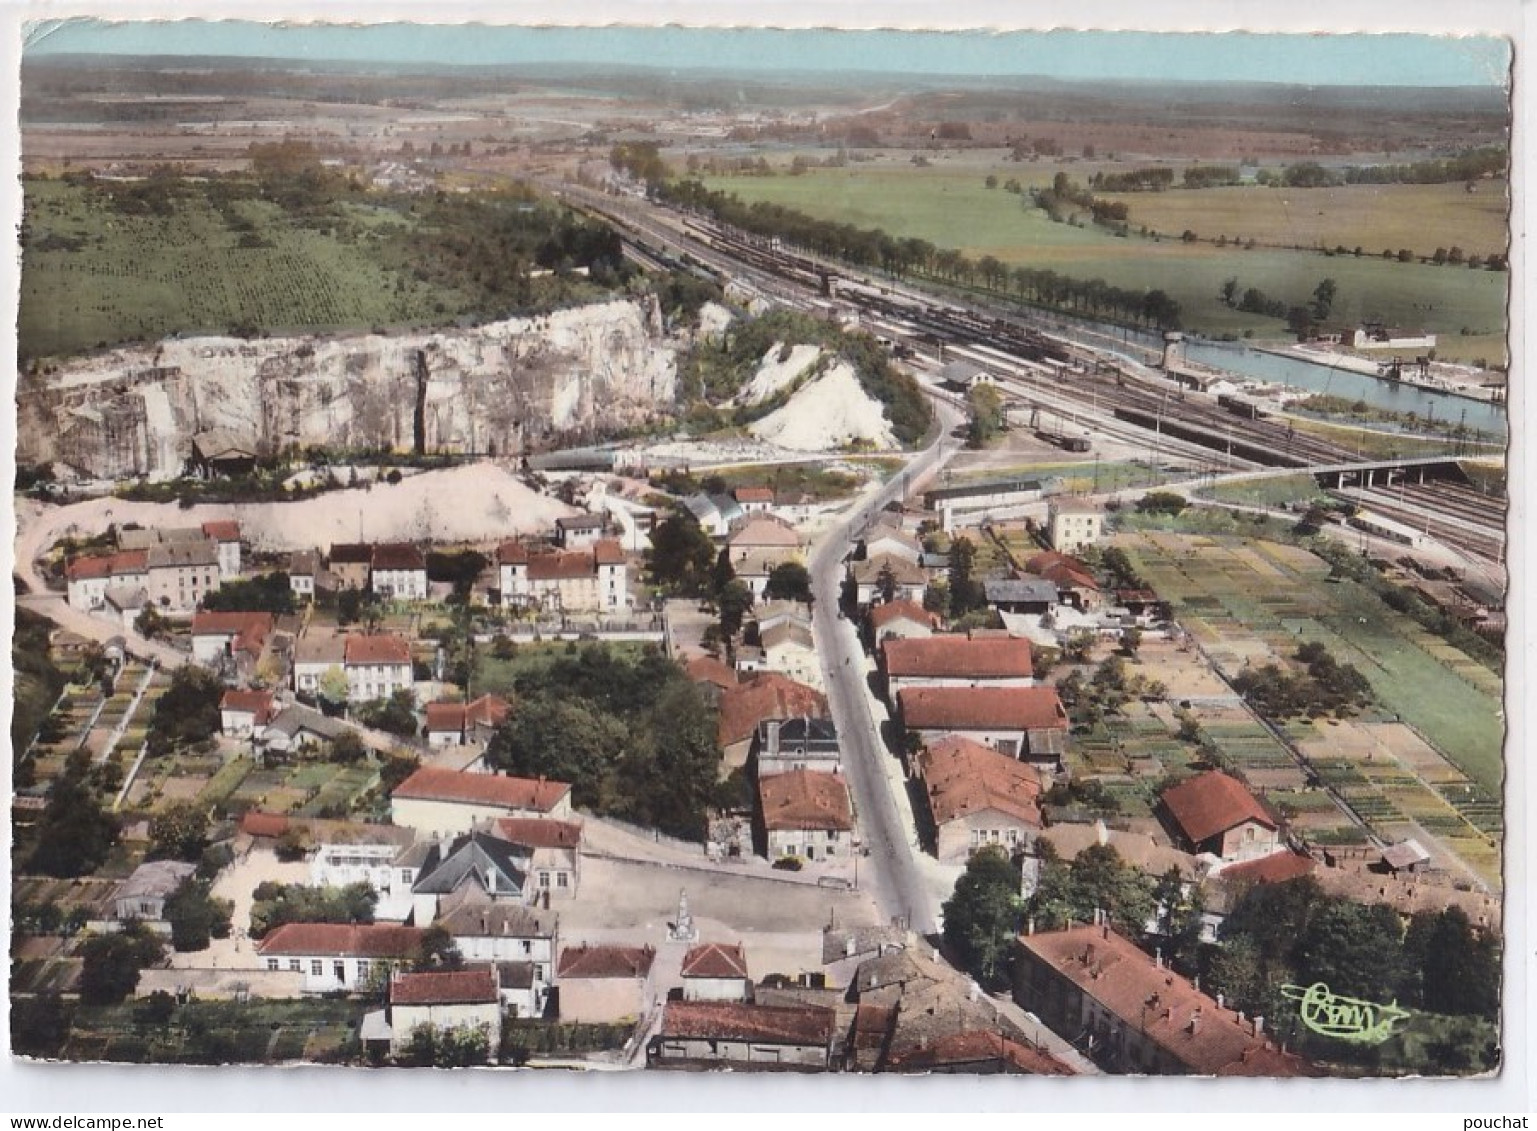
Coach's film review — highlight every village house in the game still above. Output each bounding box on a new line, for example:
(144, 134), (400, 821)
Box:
(732, 485), (776, 515)
(683, 493), (740, 539)
(648, 1001), (836, 1071)
(924, 475), (1056, 534)
(369, 543), (428, 601)
(727, 515), (801, 563)
(497, 538), (629, 614)
(309, 825), (420, 921)
(1156, 770), (1281, 862)
(490, 817), (583, 901)
(685, 654), (739, 706)
(218, 689), (277, 741)
(144, 541), (222, 614)
(681, 942), (753, 1003)
(717, 673), (829, 771)
(555, 513), (609, 549)
(1013, 923), (1318, 1076)
(555, 944), (656, 1023)
(756, 620), (821, 689)
(884, 1030), (1077, 1075)
(849, 553), (929, 609)
(755, 717), (841, 778)
(434, 890), (557, 1017)
(898, 686), (1070, 770)
(201, 520), (243, 579)
(288, 550), (319, 601)
(292, 633), (347, 699)
(391, 767), (573, 838)
(424, 693), (512, 749)
(756, 769), (854, 862)
(343, 633), (414, 704)
(261, 703), (351, 759)
(1046, 499), (1105, 555)
(406, 831), (534, 925)
(861, 523), (923, 565)
(869, 598), (939, 645)
(256, 923), (425, 994)
(1025, 551), (1102, 611)
(386, 968), (502, 1060)
(326, 544), (373, 593)
(113, 860), (196, 925)
(881, 633), (1034, 696)
(733, 548), (797, 601)
(913, 735), (1045, 865)
(103, 584), (148, 630)
(984, 577), (1061, 616)
(191, 610), (275, 669)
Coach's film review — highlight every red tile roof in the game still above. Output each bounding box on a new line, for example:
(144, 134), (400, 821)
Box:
(915, 735), (1044, 829)
(870, 599), (938, 632)
(492, 818), (583, 850)
(370, 542), (425, 571)
(657, 1001), (834, 1047)
(328, 543), (373, 565)
(681, 942), (749, 980)
(898, 686), (1067, 733)
(759, 770), (853, 833)
(239, 811), (290, 839)
(344, 633), (412, 666)
(201, 520), (241, 543)
(257, 923), (424, 959)
(1160, 771), (1277, 846)
(733, 486), (775, 504)
(727, 516), (800, 549)
(424, 694), (511, 735)
(717, 673), (828, 749)
(887, 1029), (1077, 1075)
(220, 689), (276, 724)
(883, 634), (1033, 680)
(593, 539), (626, 566)
(1017, 926), (1319, 1076)
(1215, 851), (1316, 887)
(1025, 551), (1100, 591)
(685, 654), (739, 691)
(389, 968), (499, 1006)
(557, 944), (655, 980)
(192, 611), (274, 656)
(67, 550), (148, 581)
(393, 767), (570, 813)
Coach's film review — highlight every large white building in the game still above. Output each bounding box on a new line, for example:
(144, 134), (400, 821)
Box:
(343, 634), (414, 703)
(497, 539), (629, 614)
(390, 767), (574, 839)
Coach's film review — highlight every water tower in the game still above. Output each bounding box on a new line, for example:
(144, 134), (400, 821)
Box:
(1160, 331), (1186, 371)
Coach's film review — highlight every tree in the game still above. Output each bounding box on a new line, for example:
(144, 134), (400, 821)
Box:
(763, 561), (812, 603)
(1119, 626), (1143, 657)
(1062, 630), (1095, 665)
(149, 801), (211, 862)
(1311, 277), (1338, 321)
(1135, 491), (1188, 516)
(11, 993), (73, 1059)
(1220, 277), (1240, 307)
(414, 926), (465, 972)
(134, 605), (169, 640)
(1296, 899), (1405, 1003)
(400, 1023), (490, 1068)
(1415, 907), (1500, 1019)
(249, 882), (377, 939)
(941, 846), (1022, 987)
(361, 689), (419, 737)
(28, 751), (117, 878)
(717, 579), (754, 641)
(947, 537), (985, 616)
(163, 878), (233, 953)
(318, 665), (350, 707)
(330, 729), (368, 765)
(79, 926), (163, 1005)
(966, 383), (1005, 448)
(147, 665), (223, 756)
(648, 512), (717, 596)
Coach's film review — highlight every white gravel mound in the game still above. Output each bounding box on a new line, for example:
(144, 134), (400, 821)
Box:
(736, 343), (823, 406)
(748, 361), (898, 452)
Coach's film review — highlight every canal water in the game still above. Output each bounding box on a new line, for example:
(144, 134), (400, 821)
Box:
(1183, 340), (1507, 438)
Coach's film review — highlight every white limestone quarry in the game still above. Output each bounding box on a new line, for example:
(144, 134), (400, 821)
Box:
(747, 360), (899, 452)
(735, 342), (823, 407)
(22, 299), (678, 481)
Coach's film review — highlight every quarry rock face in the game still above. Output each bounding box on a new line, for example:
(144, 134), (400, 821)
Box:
(19, 297), (678, 480)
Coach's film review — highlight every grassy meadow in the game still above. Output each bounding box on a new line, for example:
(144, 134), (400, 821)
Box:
(703, 165), (1509, 362)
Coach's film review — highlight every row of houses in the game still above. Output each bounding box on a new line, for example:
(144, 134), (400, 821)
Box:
(66, 521), (242, 618)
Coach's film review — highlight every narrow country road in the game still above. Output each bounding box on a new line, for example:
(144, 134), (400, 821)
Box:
(809, 390), (964, 937)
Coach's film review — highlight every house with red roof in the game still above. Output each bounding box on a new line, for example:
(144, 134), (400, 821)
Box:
(343, 633), (414, 704)
(369, 542), (428, 601)
(385, 967), (502, 1058)
(881, 632), (1034, 696)
(898, 686), (1069, 770)
(201, 519), (243, 578)
(913, 735), (1045, 864)
(717, 673), (828, 770)
(756, 769), (853, 863)
(884, 1029), (1077, 1076)
(191, 610), (275, 668)
(256, 923), (425, 993)
(497, 538), (629, 613)
(556, 944), (656, 1023)
(681, 942), (752, 1003)
(869, 598), (939, 645)
(1013, 923), (1318, 1076)
(66, 550), (149, 613)
(391, 767), (573, 838)
(490, 817), (583, 900)
(424, 693), (512, 750)
(685, 654), (739, 706)
(649, 1001), (836, 1071)
(1025, 551), (1102, 610)
(1157, 770), (1280, 861)
(219, 688), (277, 740)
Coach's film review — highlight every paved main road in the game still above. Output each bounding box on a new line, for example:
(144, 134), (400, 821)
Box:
(809, 392), (964, 937)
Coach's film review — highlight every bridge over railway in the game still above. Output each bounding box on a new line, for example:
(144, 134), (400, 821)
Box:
(1203, 454), (1476, 489)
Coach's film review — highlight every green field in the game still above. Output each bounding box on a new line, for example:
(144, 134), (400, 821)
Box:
(20, 178), (472, 360)
(64, 998), (364, 1065)
(703, 168), (1509, 359)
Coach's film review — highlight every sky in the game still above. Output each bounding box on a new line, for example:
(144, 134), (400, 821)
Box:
(20, 19), (1513, 88)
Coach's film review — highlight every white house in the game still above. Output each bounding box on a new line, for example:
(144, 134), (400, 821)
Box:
(66, 551), (148, 613)
(390, 767), (574, 839)
(113, 860), (196, 924)
(309, 827), (420, 921)
(881, 634), (1035, 696)
(219, 689), (277, 740)
(288, 550), (319, 601)
(497, 539), (629, 614)
(344, 634), (414, 703)
(759, 621), (822, 690)
(369, 544), (428, 602)
(202, 520), (243, 580)
(437, 890), (558, 1017)
(191, 611), (274, 667)
(387, 968), (502, 1059)
(256, 923), (425, 993)
(292, 634), (347, 698)
(1047, 500), (1105, 555)
(680, 942), (752, 1003)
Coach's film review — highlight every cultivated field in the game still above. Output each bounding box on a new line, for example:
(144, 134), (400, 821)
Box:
(704, 167), (1509, 361)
